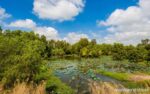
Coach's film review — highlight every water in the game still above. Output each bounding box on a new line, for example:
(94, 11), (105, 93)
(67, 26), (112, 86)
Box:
(49, 59), (121, 94)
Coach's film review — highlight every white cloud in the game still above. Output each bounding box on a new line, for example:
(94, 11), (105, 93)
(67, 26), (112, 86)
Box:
(9, 19), (59, 40)
(9, 19), (36, 29)
(35, 27), (59, 40)
(33, 0), (85, 21)
(97, 0), (150, 45)
(0, 7), (11, 20)
(0, 7), (11, 26)
(64, 32), (89, 44)
(9, 19), (90, 43)
(9, 18), (91, 43)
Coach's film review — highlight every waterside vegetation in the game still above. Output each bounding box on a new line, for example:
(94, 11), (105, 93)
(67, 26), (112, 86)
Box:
(0, 27), (150, 94)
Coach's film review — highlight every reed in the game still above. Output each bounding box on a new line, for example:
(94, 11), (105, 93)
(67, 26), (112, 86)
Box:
(11, 82), (45, 94)
(89, 81), (150, 94)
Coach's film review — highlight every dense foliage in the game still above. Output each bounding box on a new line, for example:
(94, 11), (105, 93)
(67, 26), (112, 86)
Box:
(0, 29), (74, 93)
(47, 37), (150, 64)
(0, 30), (46, 86)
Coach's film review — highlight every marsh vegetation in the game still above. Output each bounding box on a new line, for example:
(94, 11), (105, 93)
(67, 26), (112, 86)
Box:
(0, 28), (150, 94)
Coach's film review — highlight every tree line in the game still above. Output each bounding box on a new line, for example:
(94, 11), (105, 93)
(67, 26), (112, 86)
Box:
(46, 35), (150, 63)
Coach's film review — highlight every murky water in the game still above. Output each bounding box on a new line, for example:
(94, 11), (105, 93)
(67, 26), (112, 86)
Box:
(48, 59), (150, 94)
(49, 59), (121, 94)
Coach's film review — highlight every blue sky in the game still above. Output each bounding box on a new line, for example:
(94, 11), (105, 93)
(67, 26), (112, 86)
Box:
(0, 0), (150, 44)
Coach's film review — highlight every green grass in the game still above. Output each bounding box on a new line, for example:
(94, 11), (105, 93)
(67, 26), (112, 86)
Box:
(96, 69), (150, 88)
(123, 80), (150, 88)
(46, 76), (75, 94)
(96, 70), (130, 81)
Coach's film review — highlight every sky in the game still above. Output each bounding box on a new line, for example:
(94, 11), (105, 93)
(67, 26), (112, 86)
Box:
(0, 0), (150, 44)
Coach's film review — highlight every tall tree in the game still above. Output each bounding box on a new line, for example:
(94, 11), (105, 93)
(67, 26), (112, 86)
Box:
(141, 39), (149, 45)
(91, 39), (97, 45)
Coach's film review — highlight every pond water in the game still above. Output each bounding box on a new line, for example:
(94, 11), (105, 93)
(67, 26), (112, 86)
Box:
(49, 59), (122, 94)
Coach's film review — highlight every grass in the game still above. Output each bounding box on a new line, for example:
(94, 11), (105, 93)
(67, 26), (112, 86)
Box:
(0, 82), (46, 94)
(95, 70), (150, 88)
(96, 70), (130, 82)
(89, 81), (150, 94)
(46, 76), (75, 94)
(0, 77), (75, 94)
(123, 80), (150, 88)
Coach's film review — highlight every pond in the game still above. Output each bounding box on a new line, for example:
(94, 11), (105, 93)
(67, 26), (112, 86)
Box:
(48, 59), (122, 94)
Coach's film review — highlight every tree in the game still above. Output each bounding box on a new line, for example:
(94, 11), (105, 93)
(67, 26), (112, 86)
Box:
(78, 38), (89, 47)
(125, 45), (135, 59)
(51, 48), (65, 56)
(147, 52), (150, 62)
(145, 44), (150, 62)
(89, 45), (102, 57)
(100, 44), (113, 55)
(41, 35), (47, 43)
(127, 47), (147, 63)
(72, 38), (89, 55)
(91, 39), (97, 45)
(0, 30), (47, 87)
(80, 47), (89, 57)
(112, 43), (126, 61)
(141, 39), (149, 45)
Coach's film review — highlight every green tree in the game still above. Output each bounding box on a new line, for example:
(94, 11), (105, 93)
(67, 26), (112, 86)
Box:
(145, 44), (150, 62)
(91, 39), (97, 45)
(78, 38), (89, 47)
(112, 43), (126, 61)
(0, 30), (47, 87)
(100, 44), (113, 55)
(72, 38), (89, 55)
(80, 47), (89, 57)
(127, 47), (147, 63)
(51, 48), (65, 56)
(89, 45), (102, 57)
(141, 39), (149, 45)
(41, 35), (47, 43)
(125, 45), (135, 59)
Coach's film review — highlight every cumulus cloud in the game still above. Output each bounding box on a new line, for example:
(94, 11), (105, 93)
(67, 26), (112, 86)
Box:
(8, 19), (91, 44)
(35, 27), (59, 40)
(0, 7), (11, 27)
(0, 6), (89, 43)
(9, 19), (90, 43)
(97, 0), (150, 45)
(64, 32), (89, 44)
(9, 19), (59, 40)
(9, 19), (36, 29)
(33, 0), (85, 21)
(0, 7), (11, 20)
